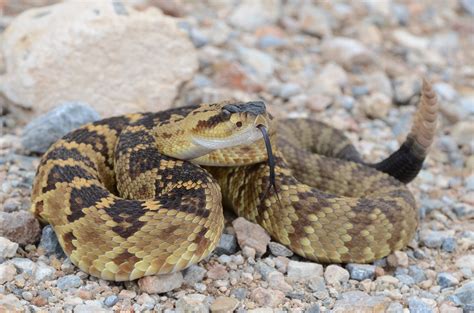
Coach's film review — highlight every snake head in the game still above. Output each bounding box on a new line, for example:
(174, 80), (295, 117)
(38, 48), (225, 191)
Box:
(189, 100), (272, 151)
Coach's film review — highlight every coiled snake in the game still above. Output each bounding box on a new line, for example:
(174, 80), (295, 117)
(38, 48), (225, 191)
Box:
(31, 80), (438, 281)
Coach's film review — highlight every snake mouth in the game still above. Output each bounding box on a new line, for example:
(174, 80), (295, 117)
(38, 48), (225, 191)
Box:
(191, 125), (263, 151)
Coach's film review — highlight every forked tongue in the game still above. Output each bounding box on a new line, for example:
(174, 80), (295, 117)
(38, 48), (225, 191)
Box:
(256, 124), (282, 206)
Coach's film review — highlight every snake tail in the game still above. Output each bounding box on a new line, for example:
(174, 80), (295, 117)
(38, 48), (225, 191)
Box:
(373, 79), (438, 183)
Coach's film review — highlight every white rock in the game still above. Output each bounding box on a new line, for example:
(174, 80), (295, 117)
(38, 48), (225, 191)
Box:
(34, 262), (56, 282)
(321, 37), (374, 69)
(0, 294), (23, 312)
(0, 1), (197, 117)
(229, 0), (282, 31)
(392, 30), (430, 51)
(0, 237), (18, 259)
(175, 293), (208, 313)
(456, 254), (474, 272)
(238, 47), (276, 78)
(360, 92), (392, 119)
(0, 263), (16, 284)
(287, 260), (324, 281)
(298, 5), (332, 37)
(311, 62), (348, 96)
(324, 265), (350, 286)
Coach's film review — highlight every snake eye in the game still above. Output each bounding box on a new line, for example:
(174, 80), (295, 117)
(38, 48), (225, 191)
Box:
(236, 121), (242, 128)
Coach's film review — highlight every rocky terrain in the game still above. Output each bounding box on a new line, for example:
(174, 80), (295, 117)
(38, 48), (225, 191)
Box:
(0, 0), (473, 312)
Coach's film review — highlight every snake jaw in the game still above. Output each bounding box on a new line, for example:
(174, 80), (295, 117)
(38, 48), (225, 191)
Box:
(191, 125), (263, 154)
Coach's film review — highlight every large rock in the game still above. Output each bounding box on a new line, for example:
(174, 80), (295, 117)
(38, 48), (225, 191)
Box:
(0, 211), (41, 245)
(0, 1), (198, 117)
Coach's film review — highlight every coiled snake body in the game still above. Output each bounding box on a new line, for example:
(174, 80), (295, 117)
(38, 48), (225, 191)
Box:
(31, 80), (438, 281)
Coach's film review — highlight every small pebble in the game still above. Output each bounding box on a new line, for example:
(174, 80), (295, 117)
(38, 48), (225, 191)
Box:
(104, 295), (118, 307)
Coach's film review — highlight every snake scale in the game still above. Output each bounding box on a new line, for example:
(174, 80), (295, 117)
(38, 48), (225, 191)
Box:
(31, 80), (438, 281)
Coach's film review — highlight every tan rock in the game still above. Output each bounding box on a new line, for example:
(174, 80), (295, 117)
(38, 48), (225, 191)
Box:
(332, 291), (390, 313)
(250, 287), (285, 308)
(360, 92), (392, 119)
(137, 272), (183, 294)
(0, 263), (17, 284)
(210, 296), (239, 313)
(232, 217), (270, 257)
(0, 1), (198, 117)
(387, 251), (409, 268)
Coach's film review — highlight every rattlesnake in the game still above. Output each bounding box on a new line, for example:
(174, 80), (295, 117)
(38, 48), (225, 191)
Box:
(31, 80), (438, 281)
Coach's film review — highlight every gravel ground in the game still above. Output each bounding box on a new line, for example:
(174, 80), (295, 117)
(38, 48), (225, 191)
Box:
(0, 0), (473, 312)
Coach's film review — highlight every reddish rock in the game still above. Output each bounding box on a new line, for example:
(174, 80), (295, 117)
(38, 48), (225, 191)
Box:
(206, 264), (229, 280)
(232, 217), (270, 257)
(0, 211), (41, 245)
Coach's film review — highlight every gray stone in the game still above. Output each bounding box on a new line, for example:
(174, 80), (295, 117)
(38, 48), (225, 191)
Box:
(104, 295), (118, 307)
(230, 288), (248, 301)
(39, 225), (65, 258)
(420, 229), (452, 248)
(268, 242), (293, 257)
(34, 262), (56, 282)
(436, 272), (459, 289)
(257, 36), (286, 49)
(407, 297), (434, 313)
(183, 265), (207, 285)
(451, 281), (474, 306)
(217, 255), (232, 265)
(441, 237), (457, 253)
(57, 275), (82, 290)
(386, 302), (404, 313)
(278, 83), (301, 99)
(332, 291), (390, 312)
(10, 257), (36, 275)
(433, 82), (458, 102)
(307, 276), (326, 292)
(465, 175), (474, 191)
(21, 102), (100, 153)
(255, 261), (276, 281)
(287, 261), (323, 281)
(460, 0), (474, 15)
(306, 304), (320, 313)
(0, 237), (18, 259)
(408, 265), (427, 284)
(346, 264), (375, 281)
(214, 233), (238, 256)
(352, 85), (369, 97)
(395, 274), (415, 286)
(74, 301), (108, 313)
(189, 28), (208, 48)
